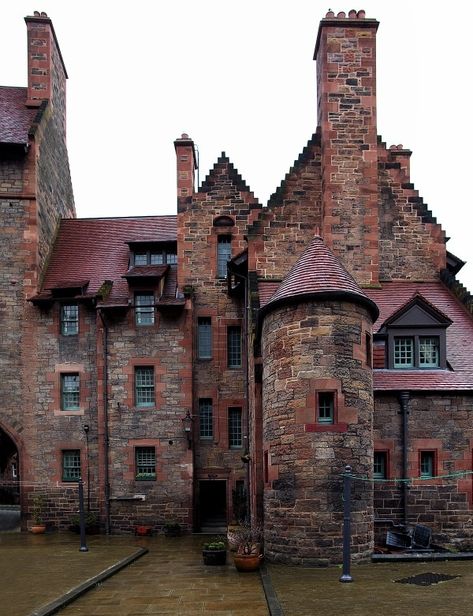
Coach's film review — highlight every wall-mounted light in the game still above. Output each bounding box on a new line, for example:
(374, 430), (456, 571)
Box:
(181, 411), (193, 450)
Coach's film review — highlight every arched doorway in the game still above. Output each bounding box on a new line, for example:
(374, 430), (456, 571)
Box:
(0, 427), (20, 531)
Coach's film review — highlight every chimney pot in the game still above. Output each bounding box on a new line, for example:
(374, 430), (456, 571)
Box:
(357, 9), (366, 18)
(348, 9), (357, 18)
(326, 9), (335, 18)
(34, 11), (40, 16)
(337, 11), (346, 18)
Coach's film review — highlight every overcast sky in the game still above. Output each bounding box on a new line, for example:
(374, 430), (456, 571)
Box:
(2, 1), (473, 290)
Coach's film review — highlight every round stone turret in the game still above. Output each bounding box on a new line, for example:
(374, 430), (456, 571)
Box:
(260, 236), (378, 565)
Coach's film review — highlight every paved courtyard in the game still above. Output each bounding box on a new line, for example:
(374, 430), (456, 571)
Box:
(1, 532), (473, 615)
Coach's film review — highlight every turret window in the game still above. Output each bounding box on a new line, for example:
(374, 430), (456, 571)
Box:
(317, 392), (335, 424)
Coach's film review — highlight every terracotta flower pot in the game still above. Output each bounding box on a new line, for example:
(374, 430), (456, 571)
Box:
(233, 552), (263, 572)
(135, 525), (153, 536)
(31, 524), (46, 534)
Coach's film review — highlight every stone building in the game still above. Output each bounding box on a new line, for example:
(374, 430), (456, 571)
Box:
(1, 9), (473, 564)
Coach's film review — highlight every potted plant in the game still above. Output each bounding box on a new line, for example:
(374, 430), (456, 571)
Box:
(163, 520), (181, 537)
(232, 523), (263, 572)
(31, 494), (46, 534)
(202, 538), (227, 566)
(69, 511), (99, 534)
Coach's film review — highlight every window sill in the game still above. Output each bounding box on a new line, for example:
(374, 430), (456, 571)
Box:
(133, 407), (158, 412)
(54, 409), (85, 416)
(305, 423), (348, 433)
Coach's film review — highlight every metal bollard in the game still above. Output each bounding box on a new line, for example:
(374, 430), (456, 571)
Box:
(78, 478), (89, 552)
(339, 464), (353, 583)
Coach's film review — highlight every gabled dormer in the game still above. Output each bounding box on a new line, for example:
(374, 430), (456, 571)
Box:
(376, 293), (452, 370)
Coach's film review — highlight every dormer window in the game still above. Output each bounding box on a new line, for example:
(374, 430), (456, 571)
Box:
(133, 249), (177, 266)
(393, 336), (440, 369)
(377, 293), (452, 370)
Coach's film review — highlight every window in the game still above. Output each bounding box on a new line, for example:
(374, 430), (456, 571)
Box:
(135, 447), (156, 480)
(199, 398), (213, 439)
(419, 337), (439, 368)
(61, 304), (78, 336)
(374, 452), (387, 479)
(134, 250), (177, 265)
(61, 374), (80, 411)
(135, 367), (155, 407)
(365, 332), (372, 368)
(317, 392), (334, 424)
(228, 407), (242, 449)
(197, 317), (212, 359)
(217, 235), (232, 278)
(394, 337), (414, 368)
(227, 326), (242, 368)
(135, 293), (155, 325)
(420, 451), (435, 478)
(393, 335), (440, 369)
(62, 450), (81, 482)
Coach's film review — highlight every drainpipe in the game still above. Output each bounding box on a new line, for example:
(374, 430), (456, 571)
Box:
(98, 310), (111, 534)
(230, 269), (251, 523)
(399, 391), (410, 526)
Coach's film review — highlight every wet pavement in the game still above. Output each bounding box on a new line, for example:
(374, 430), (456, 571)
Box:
(2, 532), (473, 616)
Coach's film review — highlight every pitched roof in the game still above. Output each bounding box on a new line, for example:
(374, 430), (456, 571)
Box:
(39, 216), (177, 306)
(367, 281), (473, 391)
(260, 235), (379, 320)
(0, 86), (37, 145)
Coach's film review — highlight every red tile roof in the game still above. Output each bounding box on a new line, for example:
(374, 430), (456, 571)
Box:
(0, 87), (37, 144)
(260, 236), (378, 319)
(40, 216), (177, 306)
(367, 281), (473, 391)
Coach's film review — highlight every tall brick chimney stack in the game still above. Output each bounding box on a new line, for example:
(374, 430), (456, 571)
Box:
(25, 12), (68, 134)
(315, 9), (380, 286)
(174, 133), (198, 212)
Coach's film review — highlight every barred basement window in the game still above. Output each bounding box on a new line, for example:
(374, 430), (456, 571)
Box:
(135, 367), (155, 407)
(197, 317), (212, 359)
(61, 304), (79, 335)
(199, 398), (213, 439)
(317, 392), (334, 425)
(61, 374), (80, 411)
(228, 407), (242, 449)
(227, 326), (242, 368)
(62, 449), (81, 482)
(374, 452), (387, 479)
(217, 235), (232, 278)
(135, 293), (155, 325)
(135, 447), (156, 480)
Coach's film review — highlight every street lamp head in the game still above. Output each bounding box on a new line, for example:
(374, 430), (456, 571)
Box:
(83, 424), (90, 434)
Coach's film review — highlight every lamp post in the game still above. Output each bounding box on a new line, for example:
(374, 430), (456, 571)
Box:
(182, 411), (193, 449)
(83, 424), (90, 511)
(78, 478), (89, 552)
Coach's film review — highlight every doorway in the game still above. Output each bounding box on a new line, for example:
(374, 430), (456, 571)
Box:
(0, 427), (20, 531)
(198, 480), (227, 532)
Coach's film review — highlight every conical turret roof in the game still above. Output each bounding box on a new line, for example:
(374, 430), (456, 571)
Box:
(261, 236), (379, 320)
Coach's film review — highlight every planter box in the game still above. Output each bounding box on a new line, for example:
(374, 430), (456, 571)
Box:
(202, 549), (227, 566)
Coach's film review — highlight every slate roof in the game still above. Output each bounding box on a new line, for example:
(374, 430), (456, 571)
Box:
(0, 86), (37, 145)
(366, 281), (473, 391)
(38, 216), (178, 306)
(260, 236), (379, 320)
